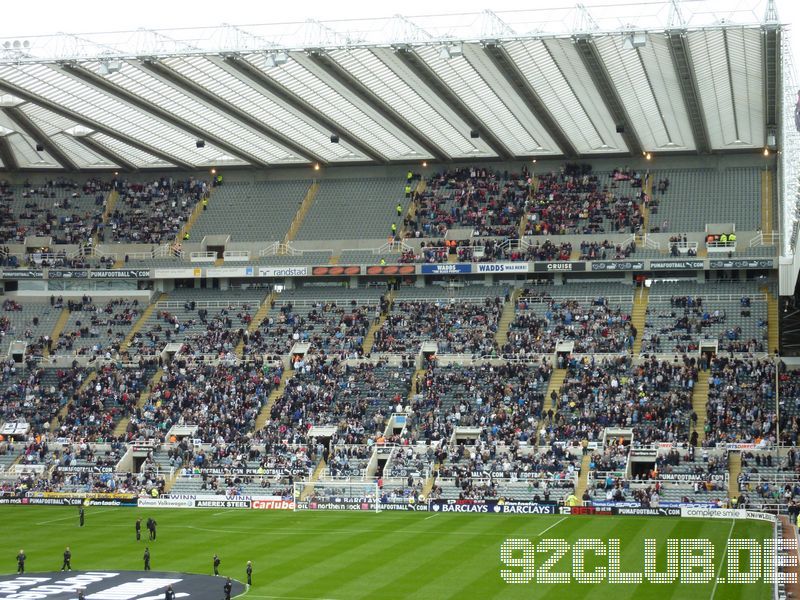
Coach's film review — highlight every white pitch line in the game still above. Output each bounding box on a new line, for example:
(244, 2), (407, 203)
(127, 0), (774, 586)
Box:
(424, 513), (437, 520)
(709, 518), (737, 600)
(36, 508), (121, 526)
(535, 516), (568, 537)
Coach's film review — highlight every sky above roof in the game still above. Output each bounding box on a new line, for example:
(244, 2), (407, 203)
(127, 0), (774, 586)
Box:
(1, 0), (792, 41)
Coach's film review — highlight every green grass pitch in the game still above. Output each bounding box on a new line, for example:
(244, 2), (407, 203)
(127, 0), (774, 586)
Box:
(0, 506), (774, 599)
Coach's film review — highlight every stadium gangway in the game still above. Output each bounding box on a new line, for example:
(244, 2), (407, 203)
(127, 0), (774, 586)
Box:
(750, 232), (781, 247)
(157, 299), (259, 309)
(271, 297), (382, 308)
(221, 250), (250, 262)
(518, 294), (634, 306)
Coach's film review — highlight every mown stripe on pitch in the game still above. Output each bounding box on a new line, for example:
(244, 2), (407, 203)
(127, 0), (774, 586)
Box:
(407, 514), (594, 599)
(294, 513), (491, 599)
(261, 513), (429, 593)
(363, 513), (520, 599)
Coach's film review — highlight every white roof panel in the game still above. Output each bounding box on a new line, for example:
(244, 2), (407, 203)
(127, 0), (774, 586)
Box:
(91, 133), (175, 168)
(96, 60), (300, 164)
(8, 133), (60, 169)
(329, 47), (485, 159)
(414, 44), (554, 156)
(594, 35), (694, 152)
(506, 38), (626, 154)
(0, 63), (233, 166)
(688, 27), (764, 149)
(245, 52), (429, 160)
(164, 55), (363, 163)
(50, 132), (118, 169)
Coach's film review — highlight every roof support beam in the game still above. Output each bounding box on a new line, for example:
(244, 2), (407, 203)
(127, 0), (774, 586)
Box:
(393, 48), (514, 160)
(666, 31), (711, 153)
(61, 63), (270, 168)
(3, 106), (80, 171)
(139, 59), (326, 166)
(482, 43), (578, 158)
(0, 135), (18, 171)
(305, 51), (450, 162)
(74, 135), (138, 172)
(763, 25), (781, 143)
(0, 81), (193, 169)
(573, 37), (644, 156)
(223, 55), (388, 164)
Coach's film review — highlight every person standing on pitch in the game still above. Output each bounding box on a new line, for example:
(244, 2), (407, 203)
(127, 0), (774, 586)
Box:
(16, 549), (25, 574)
(151, 518), (157, 541)
(246, 561), (252, 586)
(223, 578), (232, 600)
(136, 518), (141, 541)
(213, 554), (220, 576)
(79, 506), (85, 527)
(143, 547), (151, 571)
(62, 547), (72, 571)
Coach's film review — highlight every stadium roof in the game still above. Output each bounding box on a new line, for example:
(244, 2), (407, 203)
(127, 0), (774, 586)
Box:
(0, 0), (784, 171)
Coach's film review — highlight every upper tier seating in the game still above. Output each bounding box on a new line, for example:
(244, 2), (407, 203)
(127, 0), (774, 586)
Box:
(295, 178), (406, 240)
(0, 179), (109, 244)
(107, 177), (208, 244)
(651, 168), (761, 232)
(526, 167), (645, 236)
(192, 180), (310, 242)
(409, 167), (529, 238)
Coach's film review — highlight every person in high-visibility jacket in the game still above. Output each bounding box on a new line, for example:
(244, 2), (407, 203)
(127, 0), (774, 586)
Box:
(405, 184), (412, 197)
(396, 203), (403, 216)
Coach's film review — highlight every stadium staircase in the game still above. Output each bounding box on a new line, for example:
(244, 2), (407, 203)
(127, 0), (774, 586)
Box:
(362, 292), (392, 355)
(255, 368), (290, 430)
(537, 369), (566, 445)
(409, 368), (425, 401)
(630, 286), (649, 355)
(44, 307), (72, 358)
(301, 459), (328, 499)
(399, 179), (425, 239)
(545, 369), (566, 412)
(764, 285), (780, 354)
(95, 190), (119, 247)
(495, 289), (521, 348)
(177, 188), (213, 243)
(692, 371), (710, 444)
(728, 451), (742, 501)
(112, 368), (164, 438)
(234, 291), (275, 357)
(637, 174), (653, 242)
(121, 293), (168, 352)
(282, 182), (319, 245)
(575, 454), (592, 504)
(762, 168), (774, 237)
(49, 370), (97, 432)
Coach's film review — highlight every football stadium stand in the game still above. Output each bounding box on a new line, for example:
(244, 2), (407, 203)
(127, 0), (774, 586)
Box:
(2, 6), (800, 548)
